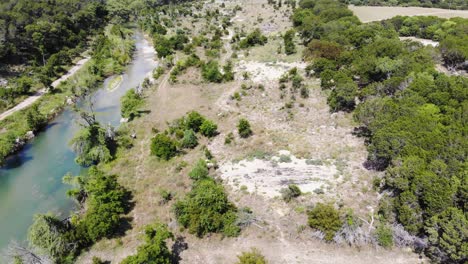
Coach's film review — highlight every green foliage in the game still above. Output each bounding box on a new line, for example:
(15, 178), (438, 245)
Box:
(92, 257), (106, 264)
(281, 184), (302, 202)
(199, 119), (218, 137)
(237, 118), (253, 138)
(121, 89), (144, 119)
(202, 60), (224, 83)
(307, 203), (342, 241)
(425, 208), (468, 263)
(375, 224), (394, 249)
(239, 29), (268, 49)
(181, 129), (198, 149)
(120, 224), (174, 264)
(28, 214), (74, 262)
(283, 29), (296, 55)
(188, 159), (209, 181)
(151, 134), (178, 160)
(349, 0), (467, 10)
(185, 111), (205, 132)
(174, 178), (240, 237)
(327, 81), (358, 112)
(236, 248), (267, 264)
(25, 104), (47, 132)
(70, 122), (115, 166)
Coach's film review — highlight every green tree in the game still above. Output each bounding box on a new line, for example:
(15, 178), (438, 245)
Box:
(308, 203), (342, 241)
(174, 178), (239, 237)
(283, 29), (296, 55)
(25, 104), (46, 132)
(200, 119), (218, 137)
(425, 207), (468, 263)
(120, 224), (174, 264)
(238, 118), (253, 138)
(70, 122), (114, 166)
(202, 61), (223, 83)
(188, 159), (209, 181)
(185, 111), (205, 132)
(151, 134), (177, 160)
(181, 129), (198, 149)
(121, 89), (144, 119)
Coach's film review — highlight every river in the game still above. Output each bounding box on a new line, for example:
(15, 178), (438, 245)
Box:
(0, 31), (157, 252)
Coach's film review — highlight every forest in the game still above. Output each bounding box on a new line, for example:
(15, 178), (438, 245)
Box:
(294, 0), (467, 262)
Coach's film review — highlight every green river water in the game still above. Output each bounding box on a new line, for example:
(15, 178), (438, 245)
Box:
(0, 31), (157, 253)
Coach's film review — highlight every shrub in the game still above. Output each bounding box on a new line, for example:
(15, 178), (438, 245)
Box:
(150, 134), (178, 160)
(188, 159), (209, 181)
(202, 60), (223, 83)
(200, 119), (218, 137)
(174, 178), (239, 237)
(236, 248), (267, 264)
(225, 132), (235, 144)
(375, 224), (394, 249)
(237, 118), (253, 138)
(308, 203), (342, 241)
(121, 89), (143, 119)
(181, 129), (198, 149)
(239, 28), (268, 48)
(185, 111), (205, 132)
(281, 184), (301, 202)
(283, 29), (296, 55)
(120, 224), (174, 264)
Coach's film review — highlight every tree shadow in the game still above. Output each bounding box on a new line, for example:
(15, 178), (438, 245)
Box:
(171, 236), (188, 264)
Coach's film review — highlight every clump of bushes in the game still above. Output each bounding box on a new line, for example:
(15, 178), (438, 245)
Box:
(151, 133), (178, 160)
(239, 28), (268, 48)
(121, 89), (144, 119)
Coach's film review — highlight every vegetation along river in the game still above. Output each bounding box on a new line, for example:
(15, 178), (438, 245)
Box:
(0, 31), (157, 251)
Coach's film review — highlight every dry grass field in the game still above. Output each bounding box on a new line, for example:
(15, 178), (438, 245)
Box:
(349, 5), (468, 22)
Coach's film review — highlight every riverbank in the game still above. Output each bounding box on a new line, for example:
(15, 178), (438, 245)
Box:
(0, 24), (135, 165)
(0, 29), (156, 253)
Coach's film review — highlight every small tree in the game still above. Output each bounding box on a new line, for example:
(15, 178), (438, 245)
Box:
(121, 89), (143, 119)
(25, 104), (46, 132)
(283, 29), (296, 55)
(236, 248), (267, 264)
(181, 129), (198, 149)
(188, 159), (209, 180)
(202, 60), (223, 83)
(237, 118), (253, 138)
(151, 134), (177, 160)
(308, 203), (342, 241)
(185, 111), (205, 132)
(375, 224), (394, 249)
(200, 119), (218, 137)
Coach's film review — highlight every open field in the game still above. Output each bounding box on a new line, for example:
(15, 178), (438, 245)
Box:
(75, 0), (426, 263)
(349, 5), (468, 22)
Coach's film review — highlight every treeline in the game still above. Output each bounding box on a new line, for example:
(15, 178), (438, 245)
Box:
(343, 0), (468, 10)
(381, 16), (468, 70)
(294, 0), (467, 263)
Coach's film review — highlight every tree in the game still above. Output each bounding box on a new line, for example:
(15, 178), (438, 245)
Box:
(327, 81), (357, 112)
(238, 118), (253, 138)
(425, 207), (467, 263)
(308, 203), (342, 241)
(28, 214), (74, 262)
(151, 134), (178, 160)
(121, 89), (144, 119)
(185, 111), (205, 132)
(202, 61), (223, 83)
(188, 159), (209, 181)
(199, 119), (218, 137)
(25, 104), (46, 132)
(236, 248), (267, 264)
(70, 122), (114, 166)
(283, 29), (296, 55)
(239, 29), (268, 48)
(120, 224), (174, 264)
(181, 129), (198, 149)
(174, 178), (239, 237)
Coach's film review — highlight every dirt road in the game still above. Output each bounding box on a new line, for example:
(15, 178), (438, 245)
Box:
(0, 56), (90, 121)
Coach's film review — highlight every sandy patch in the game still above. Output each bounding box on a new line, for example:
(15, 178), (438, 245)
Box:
(399, 37), (439, 47)
(235, 61), (307, 82)
(219, 150), (337, 198)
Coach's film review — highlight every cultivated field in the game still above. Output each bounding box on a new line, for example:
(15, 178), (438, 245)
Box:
(349, 5), (468, 22)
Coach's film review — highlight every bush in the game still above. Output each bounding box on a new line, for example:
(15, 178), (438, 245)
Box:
(199, 119), (218, 137)
(202, 60), (224, 83)
(225, 132), (234, 144)
(375, 224), (394, 249)
(281, 184), (301, 202)
(120, 224), (174, 264)
(236, 248), (267, 264)
(308, 203), (342, 241)
(239, 28), (268, 48)
(121, 89), (143, 119)
(185, 111), (205, 132)
(188, 159), (209, 181)
(150, 134), (178, 160)
(174, 178), (239, 237)
(283, 29), (296, 55)
(237, 118), (253, 138)
(181, 129), (198, 149)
